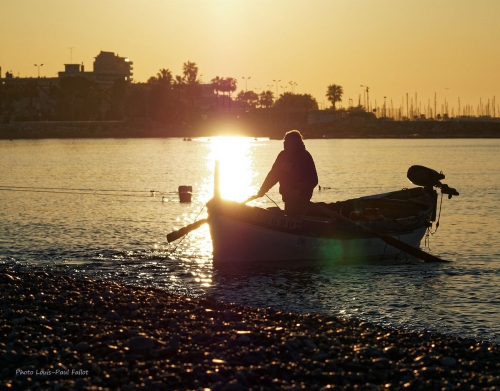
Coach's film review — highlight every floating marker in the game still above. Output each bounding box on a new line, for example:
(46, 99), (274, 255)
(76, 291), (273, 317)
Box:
(178, 185), (192, 202)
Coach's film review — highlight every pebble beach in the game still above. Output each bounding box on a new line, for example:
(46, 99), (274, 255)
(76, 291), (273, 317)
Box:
(1, 268), (500, 391)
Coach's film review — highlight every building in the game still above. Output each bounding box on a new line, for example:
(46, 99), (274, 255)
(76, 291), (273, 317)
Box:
(58, 51), (133, 85)
(1, 51), (133, 90)
(1, 52), (228, 122)
(1, 51), (133, 121)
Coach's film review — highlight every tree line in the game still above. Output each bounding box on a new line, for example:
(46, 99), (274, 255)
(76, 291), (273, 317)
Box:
(0, 60), (356, 123)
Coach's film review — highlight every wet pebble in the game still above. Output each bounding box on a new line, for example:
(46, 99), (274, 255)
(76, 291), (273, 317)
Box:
(125, 336), (156, 351)
(105, 310), (121, 321)
(74, 342), (90, 352)
(441, 356), (457, 367)
(1, 267), (500, 391)
(12, 317), (26, 325)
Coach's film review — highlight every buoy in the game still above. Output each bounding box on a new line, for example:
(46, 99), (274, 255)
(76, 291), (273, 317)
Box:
(178, 185), (192, 202)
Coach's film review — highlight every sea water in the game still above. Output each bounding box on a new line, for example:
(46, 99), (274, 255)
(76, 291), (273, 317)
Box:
(1, 137), (499, 342)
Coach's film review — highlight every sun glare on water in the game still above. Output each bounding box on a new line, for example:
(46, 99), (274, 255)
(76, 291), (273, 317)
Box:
(204, 136), (258, 202)
(179, 136), (262, 276)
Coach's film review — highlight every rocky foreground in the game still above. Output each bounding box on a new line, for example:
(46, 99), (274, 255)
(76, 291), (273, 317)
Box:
(1, 268), (499, 391)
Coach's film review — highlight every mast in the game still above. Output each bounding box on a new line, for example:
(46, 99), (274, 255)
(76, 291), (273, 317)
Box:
(214, 160), (220, 199)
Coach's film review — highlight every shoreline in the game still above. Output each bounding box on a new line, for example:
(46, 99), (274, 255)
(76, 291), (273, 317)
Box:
(1, 267), (499, 390)
(1, 118), (500, 140)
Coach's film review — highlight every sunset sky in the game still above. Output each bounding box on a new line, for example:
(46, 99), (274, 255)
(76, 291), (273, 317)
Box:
(3, 0), (499, 114)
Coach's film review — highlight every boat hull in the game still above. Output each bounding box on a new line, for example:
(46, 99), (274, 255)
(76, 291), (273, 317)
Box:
(210, 214), (428, 263)
(207, 186), (435, 264)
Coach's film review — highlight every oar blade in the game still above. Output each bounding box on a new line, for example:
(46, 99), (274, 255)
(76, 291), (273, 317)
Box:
(166, 218), (208, 243)
(370, 230), (449, 263)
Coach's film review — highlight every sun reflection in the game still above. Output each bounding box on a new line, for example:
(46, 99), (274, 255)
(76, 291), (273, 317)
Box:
(173, 136), (264, 279)
(205, 136), (258, 201)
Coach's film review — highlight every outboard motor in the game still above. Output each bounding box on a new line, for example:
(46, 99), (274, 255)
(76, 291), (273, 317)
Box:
(407, 165), (459, 199)
(407, 165), (444, 188)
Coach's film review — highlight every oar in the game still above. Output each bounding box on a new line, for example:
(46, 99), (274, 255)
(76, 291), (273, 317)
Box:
(167, 218), (208, 243)
(309, 202), (449, 263)
(166, 195), (260, 243)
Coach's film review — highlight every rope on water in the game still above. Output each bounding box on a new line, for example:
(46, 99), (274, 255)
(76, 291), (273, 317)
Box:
(0, 185), (186, 199)
(0, 187), (152, 198)
(0, 185), (147, 193)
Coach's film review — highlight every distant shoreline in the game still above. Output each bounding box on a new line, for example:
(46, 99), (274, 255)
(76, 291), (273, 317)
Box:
(1, 119), (500, 140)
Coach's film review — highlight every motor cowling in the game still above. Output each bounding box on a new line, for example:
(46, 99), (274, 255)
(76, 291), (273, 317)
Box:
(407, 165), (445, 188)
(407, 165), (459, 198)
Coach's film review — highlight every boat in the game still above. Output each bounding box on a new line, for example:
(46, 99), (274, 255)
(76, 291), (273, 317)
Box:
(203, 165), (459, 264)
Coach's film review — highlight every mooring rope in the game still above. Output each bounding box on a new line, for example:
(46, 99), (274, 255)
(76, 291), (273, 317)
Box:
(428, 192), (444, 234)
(0, 185), (183, 199)
(0, 187), (153, 198)
(0, 185), (147, 193)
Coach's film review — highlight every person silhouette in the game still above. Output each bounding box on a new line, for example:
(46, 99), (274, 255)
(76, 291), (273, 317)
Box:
(256, 130), (318, 216)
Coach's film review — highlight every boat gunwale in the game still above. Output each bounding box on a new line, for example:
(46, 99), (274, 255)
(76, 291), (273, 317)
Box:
(207, 190), (433, 241)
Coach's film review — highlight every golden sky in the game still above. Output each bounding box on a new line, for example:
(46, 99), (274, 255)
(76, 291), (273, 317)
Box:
(3, 0), (499, 114)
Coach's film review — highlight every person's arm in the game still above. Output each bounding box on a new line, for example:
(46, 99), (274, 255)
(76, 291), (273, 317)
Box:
(257, 153), (282, 196)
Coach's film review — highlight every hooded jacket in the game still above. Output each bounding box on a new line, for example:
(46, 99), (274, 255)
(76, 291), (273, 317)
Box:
(259, 144), (318, 202)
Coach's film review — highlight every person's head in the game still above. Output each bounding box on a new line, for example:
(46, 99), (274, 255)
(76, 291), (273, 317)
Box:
(283, 130), (304, 151)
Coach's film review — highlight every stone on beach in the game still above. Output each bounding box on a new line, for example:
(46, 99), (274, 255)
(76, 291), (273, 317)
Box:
(1, 267), (500, 391)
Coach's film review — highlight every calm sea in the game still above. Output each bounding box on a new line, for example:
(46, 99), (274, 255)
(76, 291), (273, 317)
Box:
(1, 137), (499, 342)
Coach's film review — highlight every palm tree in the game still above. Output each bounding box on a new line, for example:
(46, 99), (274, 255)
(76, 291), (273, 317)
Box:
(182, 61), (201, 108)
(182, 61), (199, 84)
(218, 78), (229, 108)
(173, 75), (184, 102)
(259, 90), (274, 109)
(157, 68), (173, 85)
(326, 84), (343, 110)
(226, 77), (237, 98)
(146, 68), (174, 122)
(217, 77), (238, 109)
(211, 76), (222, 107)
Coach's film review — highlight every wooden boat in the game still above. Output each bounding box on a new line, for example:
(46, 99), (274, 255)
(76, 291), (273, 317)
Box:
(205, 165), (459, 264)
